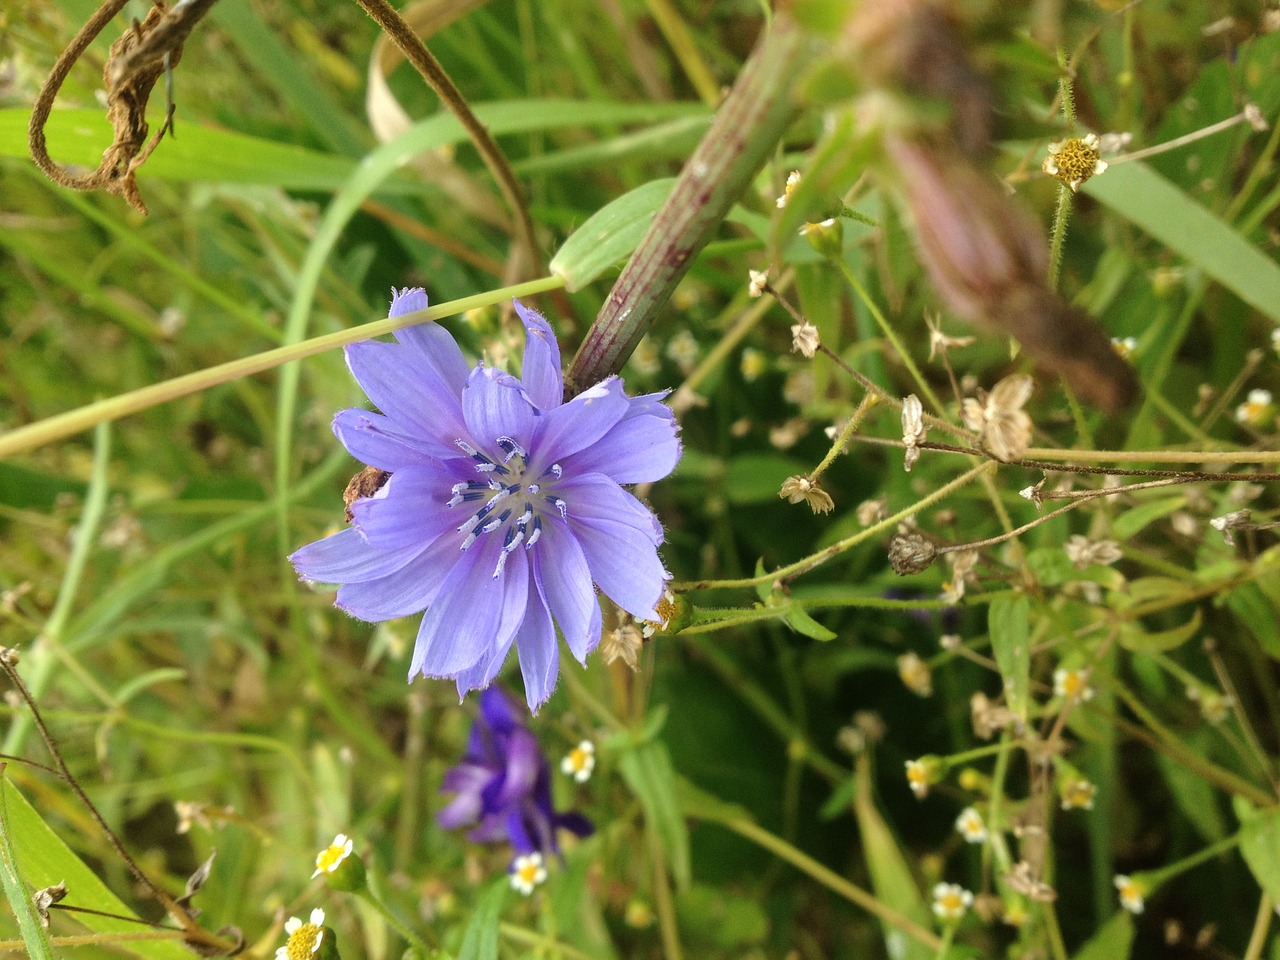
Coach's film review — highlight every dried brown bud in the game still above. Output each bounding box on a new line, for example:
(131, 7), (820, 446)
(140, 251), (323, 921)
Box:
(888, 531), (937, 575)
(343, 466), (391, 522)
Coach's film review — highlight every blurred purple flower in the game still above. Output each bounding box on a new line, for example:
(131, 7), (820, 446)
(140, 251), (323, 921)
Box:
(438, 687), (592, 855)
(290, 290), (681, 711)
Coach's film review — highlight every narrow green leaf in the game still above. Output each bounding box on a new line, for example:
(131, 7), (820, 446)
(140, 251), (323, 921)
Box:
(617, 740), (691, 890)
(1224, 583), (1280, 660)
(1085, 162), (1280, 326)
(1118, 608), (1202, 653)
(988, 593), (1031, 720)
(0, 778), (190, 960)
(1110, 496), (1185, 541)
(1234, 797), (1280, 901)
(1070, 910), (1134, 960)
(550, 179), (674, 290)
(783, 605), (837, 641)
(0, 772), (55, 960)
(456, 878), (507, 960)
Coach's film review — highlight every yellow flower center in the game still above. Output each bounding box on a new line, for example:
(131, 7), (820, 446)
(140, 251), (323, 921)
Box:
(315, 845), (347, 874)
(517, 862), (540, 886)
(938, 892), (964, 915)
(1043, 136), (1106, 189)
(286, 924), (322, 960)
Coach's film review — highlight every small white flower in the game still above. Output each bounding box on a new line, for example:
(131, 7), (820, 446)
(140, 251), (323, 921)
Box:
(276, 908), (325, 960)
(905, 759), (933, 799)
(1244, 102), (1268, 132)
(1060, 779), (1097, 810)
(1271, 328), (1280, 357)
(932, 882), (973, 922)
(748, 269), (769, 298)
(1114, 874), (1145, 914)
(775, 169), (801, 208)
(560, 741), (596, 783)
(510, 852), (548, 895)
(962, 374), (1034, 462)
(1210, 509), (1252, 546)
(1053, 668), (1095, 703)
(1111, 336), (1138, 359)
(312, 834), (353, 878)
(955, 807), (987, 844)
(901, 395), (927, 472)
(897, 652), (933, 697)
(1235, 388), (1273, 426)
(790, 319), (821, 359)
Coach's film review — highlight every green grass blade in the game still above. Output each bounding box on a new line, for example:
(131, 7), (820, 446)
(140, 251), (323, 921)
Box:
(1085, 161), (1280, 325)
(0, 773), (55, 960)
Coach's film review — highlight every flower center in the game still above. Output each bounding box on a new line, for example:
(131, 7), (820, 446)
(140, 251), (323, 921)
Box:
(449, 437), (566, 577)
(285, 924), (322, 960)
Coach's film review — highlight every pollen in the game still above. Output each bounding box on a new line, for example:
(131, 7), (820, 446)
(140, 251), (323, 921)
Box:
(1042, 133), (1108, 192)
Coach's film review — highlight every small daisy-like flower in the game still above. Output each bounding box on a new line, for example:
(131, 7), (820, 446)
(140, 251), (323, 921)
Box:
(901, 395), (927, 472)
(740, 348), (766, 382)
(799, 218), (843, 259)
(1111, 337), (1138, 359)
(897, 652), (933, 697)
(600, 623), (644, 670)
(926, 314), (975, 361)
(776, 169), (801, 209)
(1053, 667), (1095, 702)
(961, 374), (1033, 462)
(748, 269), (769, 298)
(560, 740), (595, 783)
(955, 807), (987, 843)
(790, 319), (821, 359)
(289, 292), (680, 712)
(276, 908), (325, 960)
(779, 475), (834, 514)
(510, 852), (548, 895)
(1210, 508), (1252, 546)
(1235, 388), (1273, 426)
(1064, 535), (1122, 571)
(1060, 778), (1097, 811)
(1042, 133), (1108, 192)
(1114, 874), (1145, 914)
(1271, 328), (1280, 357)
(905, 756), (942, 799)
(312, 834), (353, 878)
(932, 883), (973, 922)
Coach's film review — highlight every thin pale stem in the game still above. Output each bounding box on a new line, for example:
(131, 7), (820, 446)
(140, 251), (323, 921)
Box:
(1048, 185), (1072, 290)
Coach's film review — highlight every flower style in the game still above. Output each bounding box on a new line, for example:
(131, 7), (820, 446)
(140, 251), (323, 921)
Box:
(560, 740), (596, 783)
(290, 291), (681, 711)
(932, 882), (973, 922)
(438, 687), (592, 858)
(510, 852), (548, 895)
(955, 807), (988, 844)
(312, 834), (353, 878)
(277, 908), (326, 960)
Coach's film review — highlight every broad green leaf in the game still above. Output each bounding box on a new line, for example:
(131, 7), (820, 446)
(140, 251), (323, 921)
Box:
(1224, 583), (1280, 660)
(549, 179), (674, 290)
(1118, 608), (1201, 653)
(1070, 910), (1134, 960)
(617, 740), (691, 890)
(0, 778), (190, 960)
(852, 771), (932, 960)
(989, 592), (1031, 719)
(675, 885), (768, 950)
(0, 772), (54, 960)
(456, 878), (506, 960)
(1234, 797), (1280, 901)
(1085, 162), (1280, 326)
(1110, 496), (1185, 541)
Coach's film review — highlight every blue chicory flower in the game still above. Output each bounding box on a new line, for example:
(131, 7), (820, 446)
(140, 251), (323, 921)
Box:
(438, 686), (592, 855)
(290, 290), (681, 711)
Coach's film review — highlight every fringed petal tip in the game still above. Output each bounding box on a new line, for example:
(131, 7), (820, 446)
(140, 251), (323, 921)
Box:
(390, 287), (429, 317)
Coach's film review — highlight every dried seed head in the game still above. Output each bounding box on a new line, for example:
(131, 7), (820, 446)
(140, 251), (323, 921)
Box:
(779, 475), (835, 514)
(888, 531), (937, 575)
(962, 374), (1034, 461)
(789, 320), (821, 359)
(748, 269), (769, 298)
(1064, 535), (1122, 570)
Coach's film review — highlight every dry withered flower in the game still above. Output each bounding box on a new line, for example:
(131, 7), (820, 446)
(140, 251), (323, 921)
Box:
(962, 374), (1034, 462)
(888, 531), (937, 575)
